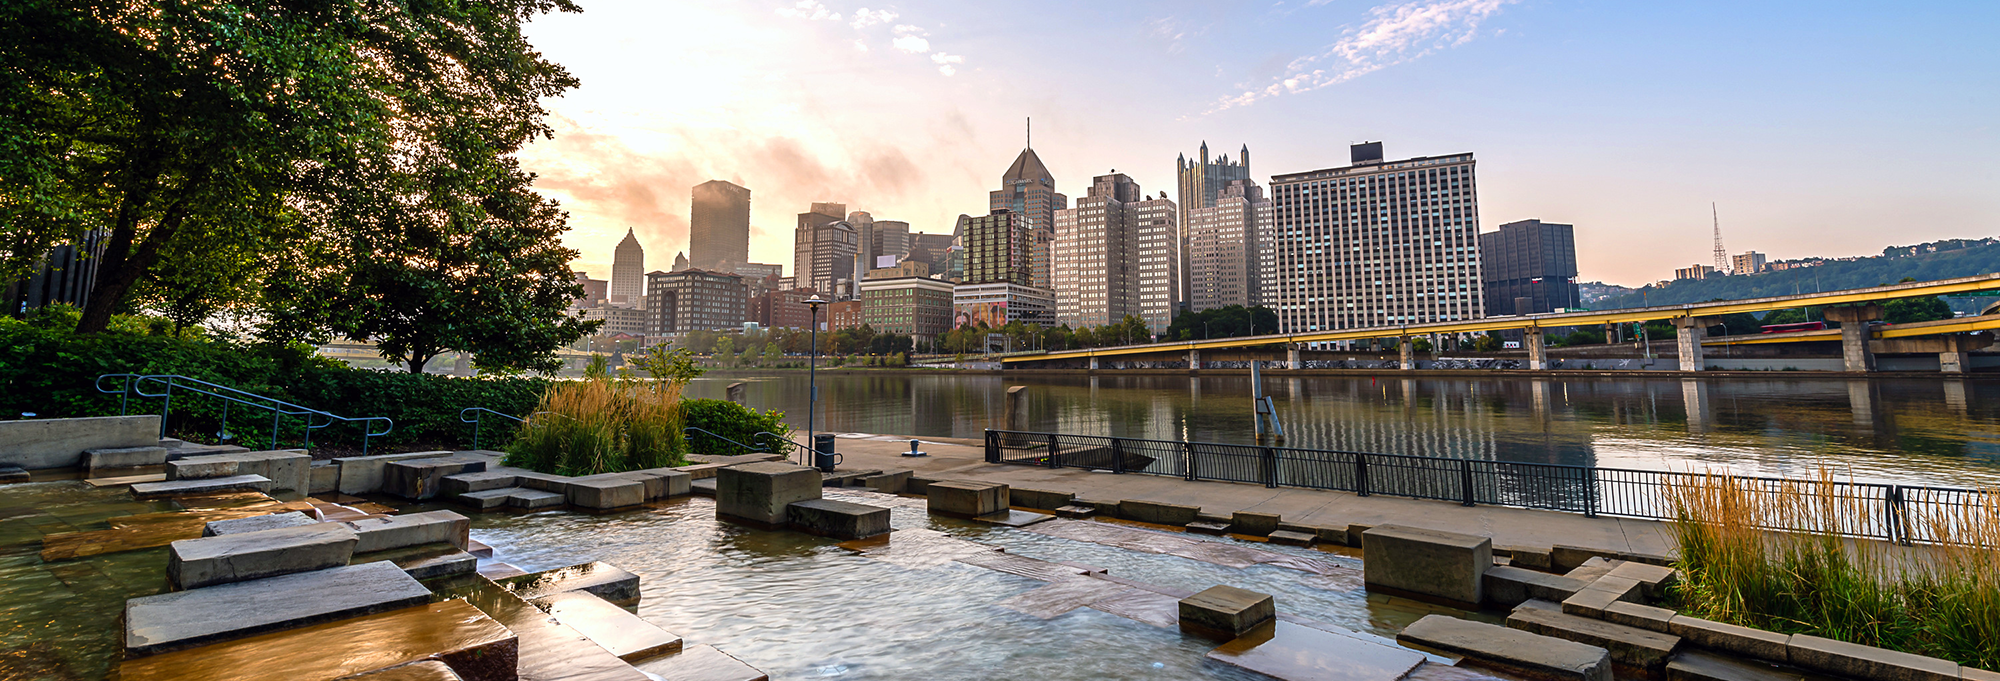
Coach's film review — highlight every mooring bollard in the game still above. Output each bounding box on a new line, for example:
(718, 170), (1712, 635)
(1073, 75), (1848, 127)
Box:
(904, 439), (927, 457)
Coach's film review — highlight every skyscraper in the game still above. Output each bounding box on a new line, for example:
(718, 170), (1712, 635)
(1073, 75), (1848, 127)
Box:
(989, 129), (1067, 290)
(1186, 179), (1271, 312)
(872, 220), (910, 262)
(1268, 143), (1484, 334)
(1178, 143), (1251, 306)
(1052, 173), (1178, 334)
(611, 228), (645, 306)
(793, 203), (855, 296)
(1480, 219), (1579, 316)
(689, 180), (750, 271)
(960, 211), (1029, 286)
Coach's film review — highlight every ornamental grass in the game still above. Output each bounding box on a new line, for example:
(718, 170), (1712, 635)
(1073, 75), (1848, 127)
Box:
(1666, 469), (2000, 671)
(504, 377), (687, 476)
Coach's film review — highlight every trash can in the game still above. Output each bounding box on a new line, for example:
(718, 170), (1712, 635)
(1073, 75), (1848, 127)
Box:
(813, 433), (840, 472)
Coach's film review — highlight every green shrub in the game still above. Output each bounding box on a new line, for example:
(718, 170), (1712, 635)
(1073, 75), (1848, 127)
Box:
(504, 378), (686, 475)
(681, 398), (791, 456)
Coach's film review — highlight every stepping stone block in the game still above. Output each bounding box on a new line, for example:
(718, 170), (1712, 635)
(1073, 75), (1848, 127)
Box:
(334, 450), (452, 495)
(383, 458), (488, 500)
(1553, 545), (1624, 573)
(1787, 634), (1960, 681)
(85, 445), (168, 471)
(1508, 601), (1682, 671)
(635, 644), (769, 681)
(345, 510), (470, 552)
(1363, 524), (1492, 607)
(120, 599), (514, 681)
(1179, 584), (1276, 640)
(203, 511), (320, 537)
(1230, 511), (1281, 536)
(926, 480), (1008, 518)
(508, 489), (564, 509)
(0, 465), (27, 484)
(534, 590), (682, 662)
(1208, 620), (1427, 681)
(169, 522), (358, 589)
(168, 450), (311, 496)
(354, 543), (478, 580)
(861, 469), (911, 494)
(787, 498), (890, 539)
(125, 561), (431, 656)
(1603, 601), (1678, 633)
(453, 487), (518, 511)
(500, 560), (642, 605)
(1187, 521), (1231, 535)
(1485, 565), (1591, 607)
(716, 462), (822, 526)
(566, 476), (646, 510)
(441, 471), (518, 496)
(1398, 614), (1612, 681)
(132, 474), (272, 499)
(1054, 504), (1098, 519)
(1266, 529), (1317, 547)
(615, 468), (693, 500)
(1119, 499), (1200, 526)
(1607, 561), (1679, 600)
(1346, 523), (1373, 548)
(1667, 649), (1809, 681)
(340, 660), (465, 680)
(1009, 487), (1075, 511)
(309, 462), (338, 494)
(1668, 616), (1791, 662)
(512, 471), (573, 492)
(691, 478), (718, 497)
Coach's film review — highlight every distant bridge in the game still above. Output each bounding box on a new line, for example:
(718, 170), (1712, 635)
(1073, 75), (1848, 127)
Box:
(1002, 273), (2000, 373)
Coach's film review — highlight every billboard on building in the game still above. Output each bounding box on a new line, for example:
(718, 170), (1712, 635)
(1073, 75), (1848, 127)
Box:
(954, 300), (1006, 329)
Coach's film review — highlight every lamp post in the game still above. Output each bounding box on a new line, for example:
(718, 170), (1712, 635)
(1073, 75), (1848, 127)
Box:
(804, 293), (827, 467)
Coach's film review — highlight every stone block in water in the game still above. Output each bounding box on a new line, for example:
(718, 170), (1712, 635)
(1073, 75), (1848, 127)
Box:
(1362, 524), (1493, 606)
(926, 480), (1008, 518)
(125, 561), (430, 656)
(508, 489), (564, 509)
(715, 462), (821, 526)
(1508, 601), (1682, 671)
(1229, 511), (1281, 536)
(455, 487), (522, 511)
(1008, 487), (1074, 511)
(787, 498), (890, 539)
(202, 511), (319, 537)
(132, 473), (272, 499)
(308, 461), (338, 494)
(354, 543), (479, 581)
(1484, 565), (1592, 608)
(442, 470), (518, 496)
(498, 560), (641, 606)
(167, 450), (310, 496)
(1669, 615), (1792, 662)
(84, 445), (168, 471)
(0, 414), (159, 470)
(1207, 619), (1425, 681)
(333, 450), (453, 495)
(344, 510), (470, 552)
(169, 522), (358, 589)
(1118, 499), (1200, 526)
(565, 476), (646, 509)
(634, 644), (767, 681)
(1398, 614), (1612, 681)
(383, 458), (488, 500)
(1178, 584), (1275, 640)
(532, 590), (682, 662)
(119, 598), (514, 681)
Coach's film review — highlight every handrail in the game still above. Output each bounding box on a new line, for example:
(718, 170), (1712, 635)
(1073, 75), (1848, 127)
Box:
(460, 407), (526, 451)
(683, 427), (772, 453)
(96, 373), (393, 453)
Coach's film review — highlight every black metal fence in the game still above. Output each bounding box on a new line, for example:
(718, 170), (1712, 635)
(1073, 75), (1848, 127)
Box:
(983, 429), (1991, 546)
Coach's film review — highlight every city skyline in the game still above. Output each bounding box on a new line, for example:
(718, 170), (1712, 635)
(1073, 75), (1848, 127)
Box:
(520, 1), (1998, 289)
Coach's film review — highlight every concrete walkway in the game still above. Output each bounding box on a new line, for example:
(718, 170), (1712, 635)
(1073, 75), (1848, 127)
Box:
(824, 433), (1676, 558)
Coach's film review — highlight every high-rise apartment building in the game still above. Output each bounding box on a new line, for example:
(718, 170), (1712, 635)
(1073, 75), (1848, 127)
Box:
(611, 228), (646, 306)
(689, 180), (750, 271)
(646, 269), (748, 334)
(1479, 219), (1579, 317)
(961, 211), (1031, 286)
(1186, 179), (1271, 312)
(1269, 143), (1484, 334)
(1052, 173), (1180, 334)
(793, 203), (855, 296)
(990, 143), (1067, 289)
(1732, 251), (1767, 275)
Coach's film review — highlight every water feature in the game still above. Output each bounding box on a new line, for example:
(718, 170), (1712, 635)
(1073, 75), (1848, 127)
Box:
(687, 373), (2000, 487)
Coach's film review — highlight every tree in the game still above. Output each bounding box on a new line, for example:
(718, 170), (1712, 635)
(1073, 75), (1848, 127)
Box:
(713, 337), (735, 366)
(631, 346), (704, 386)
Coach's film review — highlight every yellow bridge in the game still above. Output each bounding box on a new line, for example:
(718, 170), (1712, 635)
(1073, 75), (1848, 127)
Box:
(1003, 273), (2000, 373)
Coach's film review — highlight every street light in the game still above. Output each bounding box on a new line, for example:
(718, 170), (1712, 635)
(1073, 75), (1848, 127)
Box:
(804, 293), (827, 467)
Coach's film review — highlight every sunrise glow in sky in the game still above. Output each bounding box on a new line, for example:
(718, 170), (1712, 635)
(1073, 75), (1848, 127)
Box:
(521, 0), (1999, 288)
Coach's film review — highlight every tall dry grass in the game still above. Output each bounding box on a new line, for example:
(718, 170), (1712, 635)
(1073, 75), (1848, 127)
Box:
(1666, 469), (2000, 671)
(504, 377), (688, 476)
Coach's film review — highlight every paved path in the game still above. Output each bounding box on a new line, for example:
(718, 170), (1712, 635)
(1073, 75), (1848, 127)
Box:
(822, 432), (1676, 558)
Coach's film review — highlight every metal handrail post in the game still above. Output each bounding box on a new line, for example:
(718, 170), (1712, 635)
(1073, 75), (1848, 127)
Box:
(1111, 437), (1126, 474)
(1460, 459), (1476, 506)
(1047, 433), (1060, 469)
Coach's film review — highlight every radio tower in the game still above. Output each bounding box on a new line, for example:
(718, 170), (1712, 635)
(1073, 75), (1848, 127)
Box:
(1711, 202), (1729, 274)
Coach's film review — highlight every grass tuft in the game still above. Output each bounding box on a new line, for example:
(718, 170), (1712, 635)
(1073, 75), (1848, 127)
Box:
(504, 377), (687, 476)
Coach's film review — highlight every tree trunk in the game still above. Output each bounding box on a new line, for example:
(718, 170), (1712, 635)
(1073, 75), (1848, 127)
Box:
(407, 354), (430, 374)
(78, 200), (186, 334)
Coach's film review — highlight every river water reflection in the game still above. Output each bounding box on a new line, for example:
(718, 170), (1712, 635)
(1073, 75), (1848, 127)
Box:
(687, 373), (2000, 489)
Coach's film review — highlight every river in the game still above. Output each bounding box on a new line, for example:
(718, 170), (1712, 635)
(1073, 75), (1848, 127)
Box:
(684, 372), (2000, 489)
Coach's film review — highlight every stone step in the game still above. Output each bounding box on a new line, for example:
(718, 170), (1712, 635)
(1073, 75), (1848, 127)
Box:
(356, 543), (480, 580)
(334, 450), (454, 495)
(169, 522), (359, 589)
(84, 445), (169, 471)
(168, 450), (311, 496)
(476, 581), (652, 681)
(442, 471), (519, 496)
(535, 590), (683, 663)
(344, 510), (471, 552)
(1508, 600), (1682, 671)
(456, 486), (525, 511)
(634, 644), (769, 681)
(339, 660), (465, 680)
(1266, 529), (1318, 546)
(508, 488), (564, 509)
(168, 443), (250, 459)
(1484, 565), (1592, 607)
(120, 599), (514, 681)
(497, 560), (641, 606)
(1209, 619), (1428, 681)
(1, 465), (33, 484)
(690, 478), (718, 496)
(1186, 520), (1232, 535)
(384, 457), (489, 500)
(124, 561), (432, 656)
(1667, 649), (1808, 681)
(786, 498), (890, 539)
(203, 510), (320, 536)
(132, 474), (273, 499)
(1054, 504), (1099, 519)
(1397, 614), (1612, 681)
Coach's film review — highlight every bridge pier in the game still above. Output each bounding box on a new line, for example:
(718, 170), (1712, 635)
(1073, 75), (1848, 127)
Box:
(1188, 349), (1201, 371)
(1287, 345), (1302, 370)
(1675, 315), (1709, 371)
(1939, 335), (1974, 374)
(1524, 327), (1548, 370)
(1399, 336), (1414, 370)
(1823, 304), (1883, 372)
(1088, 356), (1100, 371)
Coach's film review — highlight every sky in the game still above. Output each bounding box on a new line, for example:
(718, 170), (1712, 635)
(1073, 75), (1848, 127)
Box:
(519, 0), (2000, 288)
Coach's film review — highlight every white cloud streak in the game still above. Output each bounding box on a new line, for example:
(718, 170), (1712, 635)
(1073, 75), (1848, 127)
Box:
(931, 51), (963, 76)
(850, 7), (897, 28)
(777, 0), (841, 21)
(892, 34), (930, 53)
(1212, 0), (1512, 111)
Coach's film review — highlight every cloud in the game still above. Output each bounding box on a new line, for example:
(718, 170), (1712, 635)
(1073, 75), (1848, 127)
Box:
(776, 0), (840, 21)
(1145, 16), (1206, 54)
(931, 52), (963, 76)
(1211, 0), (1512, 111)
(853, 38), (869, 52)
(850, 7), (897, 28)
(893, 34), (930, 53)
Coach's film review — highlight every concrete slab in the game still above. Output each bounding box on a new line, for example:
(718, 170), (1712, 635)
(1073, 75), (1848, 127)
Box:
(476, 583), (652, 681)
(441, 471), (518, 496)
(499, 560), (641, 605)
(1666, 649), (1809, 681)
(124, 561), (431, 656)
(716, 462), (821, 526)
(309, 461), (338, 494)
(1268, 529), (1318, 546)
(1484, 566), (1591, 607)
(352, 544), (478, 580)
(1508, 601), (1682, 670)
(345, 510), (471, 552)
(926, 479), (1008, 518)
(1230, 511), (1282, 536)
(0, 465), (28, 483)
(202, 511), (319, 537)
(1668, 616), (1792, 662)
(1120, 499), (1200, 526)
(535, 590), (682, 663)
(1498, 545), (1555, 571)
(455, 487), (521, 511)
(338, 660), (465, 681)
(1602, 601), (1677, 634)
(1187, 520), (1231, 535)
(971, 509), (1055, 527)
(168, 522), (358, 589)
(507, 489), (564, 509)
(1363, 524), (1493, 607)
(1009, 487), (1075, 511)
(1179, 584), (1275, 640)
(566, 476), (646, 510)
(1208, 619), (1428, 681)
(168, 450), (311, 496)
(634, 644), (769, 681)
(1786, 634), (1959, 681)
(691, 478), (718, 496)
(1607, 561), (1678, 600)
(786, 498), (890, 539)
(85, 445), (169, 471)
(382, 458), (488, 500)
(119, 599), (514, 681)
(1398, 614), (1612, 681)
(132, 474), (273, 499)
(0, 415), (159, 470)
(334, 450), (453, 495)
(860, 469), (911, 494)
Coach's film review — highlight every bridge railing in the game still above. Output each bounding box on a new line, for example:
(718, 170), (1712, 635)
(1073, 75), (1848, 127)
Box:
(983, 429), (1987, 546)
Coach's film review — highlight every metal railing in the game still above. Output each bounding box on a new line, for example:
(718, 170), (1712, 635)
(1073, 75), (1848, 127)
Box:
(459, 407), (526, 451)
(684, 427), (812, 458)
(96, 374), (393, 453)
(983, 429), (1992, 546)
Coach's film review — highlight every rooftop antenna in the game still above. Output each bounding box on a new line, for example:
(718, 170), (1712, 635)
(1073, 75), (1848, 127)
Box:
(1711, 202), (1729, 274)
(1026, 117), (1030, 150)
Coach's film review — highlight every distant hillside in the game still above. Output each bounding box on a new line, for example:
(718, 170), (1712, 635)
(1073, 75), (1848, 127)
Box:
(1596, 239), (2000, 311)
